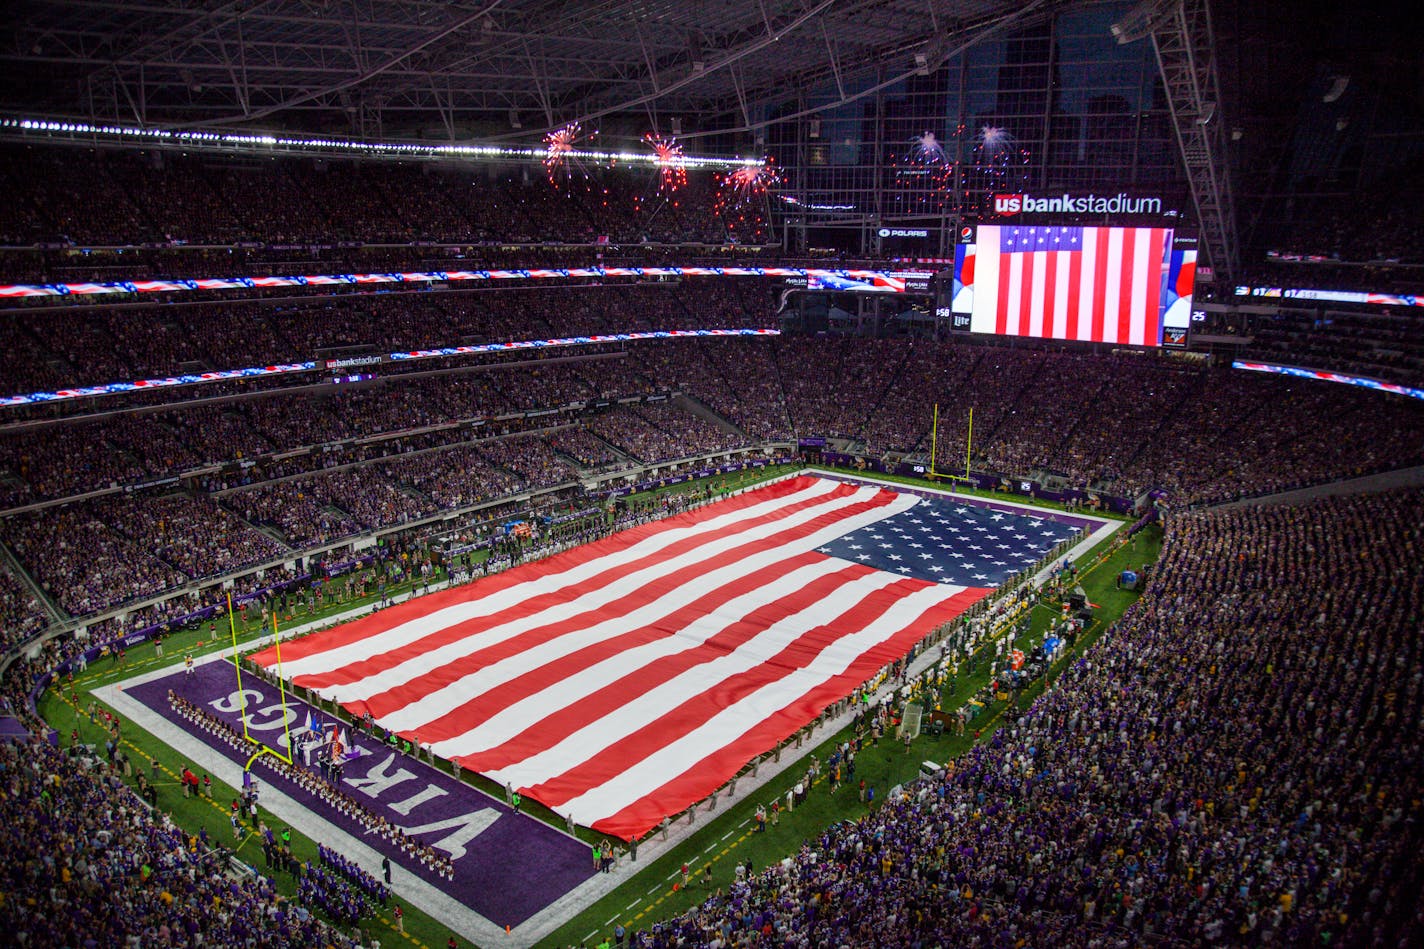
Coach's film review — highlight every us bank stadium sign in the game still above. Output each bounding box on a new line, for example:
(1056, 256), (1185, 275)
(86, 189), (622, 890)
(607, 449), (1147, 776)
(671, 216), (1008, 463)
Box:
(993, 192), (1164, 216)
(322, 354), (386, 371)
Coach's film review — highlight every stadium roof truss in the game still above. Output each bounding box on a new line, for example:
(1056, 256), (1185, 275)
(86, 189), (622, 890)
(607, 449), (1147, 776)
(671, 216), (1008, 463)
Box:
(1, 0), (1046, 138)
(1, 0), (1241, 279)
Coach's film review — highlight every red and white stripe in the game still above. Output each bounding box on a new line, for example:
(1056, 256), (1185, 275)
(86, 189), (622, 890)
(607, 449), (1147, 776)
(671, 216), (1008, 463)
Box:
(971, 225), (1169, 347)
(252, 476), (988, 839)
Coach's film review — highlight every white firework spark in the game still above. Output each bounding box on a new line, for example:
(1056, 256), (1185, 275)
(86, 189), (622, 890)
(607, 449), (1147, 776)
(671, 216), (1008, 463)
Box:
(979, 125), (1014, 156)
(911, 131), (948, 165)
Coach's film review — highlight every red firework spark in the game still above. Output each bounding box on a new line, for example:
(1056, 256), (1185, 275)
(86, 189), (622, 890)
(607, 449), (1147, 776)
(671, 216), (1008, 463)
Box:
(716, 159), (779, 220)
(643, 132), (687, 193)
(544, 122), (592, 185)
(726, 161), (779, 198)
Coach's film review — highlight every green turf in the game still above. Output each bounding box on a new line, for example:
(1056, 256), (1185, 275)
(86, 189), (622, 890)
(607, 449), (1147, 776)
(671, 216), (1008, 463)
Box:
(40, 465), (1157, 949)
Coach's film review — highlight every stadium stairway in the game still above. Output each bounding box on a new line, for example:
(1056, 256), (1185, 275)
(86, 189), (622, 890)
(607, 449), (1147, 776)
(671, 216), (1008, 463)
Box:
(949, 349), (1047, 450)
(1214, 463), (1424, 510)
(763, 340), (796, 436)
(670, 393), (748, 441)
(587, 429), (640, 471)
(0, 536), (65, 626)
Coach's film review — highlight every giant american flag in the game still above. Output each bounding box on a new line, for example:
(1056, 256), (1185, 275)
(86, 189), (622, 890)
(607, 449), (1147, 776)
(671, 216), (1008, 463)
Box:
(968, 224), (1172, 346)
(251, 476), (1080, 839)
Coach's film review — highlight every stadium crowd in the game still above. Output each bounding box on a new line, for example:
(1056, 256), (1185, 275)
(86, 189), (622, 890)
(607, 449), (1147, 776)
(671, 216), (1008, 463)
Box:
(0, 143), (770, 252)
(547, 425), (628, 470)
(0, 559), (48, 652)
(0, 735), (371, 948)
(2, 384), (1419, 946)
(3, 335), (1422, 621)
(0, 130), (1422, 949)
(1239, 306), (1424, 387)
(624, 488), (1424, 947)
(0, 280), (776, 405)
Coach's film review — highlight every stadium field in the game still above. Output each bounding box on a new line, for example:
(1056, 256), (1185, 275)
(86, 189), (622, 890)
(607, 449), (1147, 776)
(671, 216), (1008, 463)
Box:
(77, 470), (1132, 947)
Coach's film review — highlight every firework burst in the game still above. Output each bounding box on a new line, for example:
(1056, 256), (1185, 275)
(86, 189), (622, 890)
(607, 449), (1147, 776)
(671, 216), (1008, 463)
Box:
(909, 131), (948, 166)
(978, 125), (1014, 157)
(721, 160), (779, 204)
(714, 159), (777, 238)
(543, 122), (594, 186)
(643, 132), (687, 193)
(969, 124), (1030, 194)
(892, 131), (954, 212)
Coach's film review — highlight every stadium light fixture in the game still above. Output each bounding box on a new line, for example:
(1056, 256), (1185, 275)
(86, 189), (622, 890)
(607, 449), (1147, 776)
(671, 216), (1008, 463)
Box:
(0, 116), (760, 170)
(1109, 0), (1164, 44)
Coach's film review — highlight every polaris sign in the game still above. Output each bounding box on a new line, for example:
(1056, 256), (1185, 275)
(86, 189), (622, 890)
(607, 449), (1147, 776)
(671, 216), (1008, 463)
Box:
(878, 227), (930, 238)
(993, 192), (1163, 216)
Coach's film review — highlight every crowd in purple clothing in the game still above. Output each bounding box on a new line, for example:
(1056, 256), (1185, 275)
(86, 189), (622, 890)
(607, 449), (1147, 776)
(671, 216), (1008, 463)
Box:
(476, 435), (577, 488)
(298, 860), (376, 927)
(777, 337), (910, 442)
(589, 404), (747, 465)
(316, 843), (389, 907)
(0, 736), (367, 948)
(231, 480), (363, 549)
(2, 125), (1423, 949)
(548, 425), (628, 469)
(91, 494), (287, 581)
(3, 492), (296, 617)
(388, 443), (522, 512)
(619, 339), (792, 442)
(0, 560), (48, 650)
(2, 335), (1422, 622)
(6, 503), (187, 616)
(626, 488), (1424, 948)
(2, 291), (1418, 508)
(0, 360), (1419, 947)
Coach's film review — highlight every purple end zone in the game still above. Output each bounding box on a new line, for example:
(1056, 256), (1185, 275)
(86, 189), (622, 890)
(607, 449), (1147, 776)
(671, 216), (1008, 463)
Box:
(127, 662), (596, 928)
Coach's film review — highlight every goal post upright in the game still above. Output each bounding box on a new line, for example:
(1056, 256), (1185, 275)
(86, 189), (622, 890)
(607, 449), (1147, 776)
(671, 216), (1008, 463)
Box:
(965, 406), (973, 483)
(227, 593), (295, 775)
(929, 403), (939, 479)
(267, 610), (294, 765)
(931, 403), (975, 486)
(227, 592), (254, 745)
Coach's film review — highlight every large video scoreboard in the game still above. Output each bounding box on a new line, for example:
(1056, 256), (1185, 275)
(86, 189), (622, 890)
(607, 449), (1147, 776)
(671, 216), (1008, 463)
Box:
(943, 225), (1197, 348)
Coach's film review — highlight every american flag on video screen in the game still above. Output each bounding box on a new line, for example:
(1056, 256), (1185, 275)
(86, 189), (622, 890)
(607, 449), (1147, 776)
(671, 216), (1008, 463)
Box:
(250, 476), (1078, 839)
(970, 225), (1171, 346)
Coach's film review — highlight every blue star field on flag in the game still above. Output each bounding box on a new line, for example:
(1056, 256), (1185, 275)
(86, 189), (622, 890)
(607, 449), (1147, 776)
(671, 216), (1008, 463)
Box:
(817, 497), (1082, 587)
